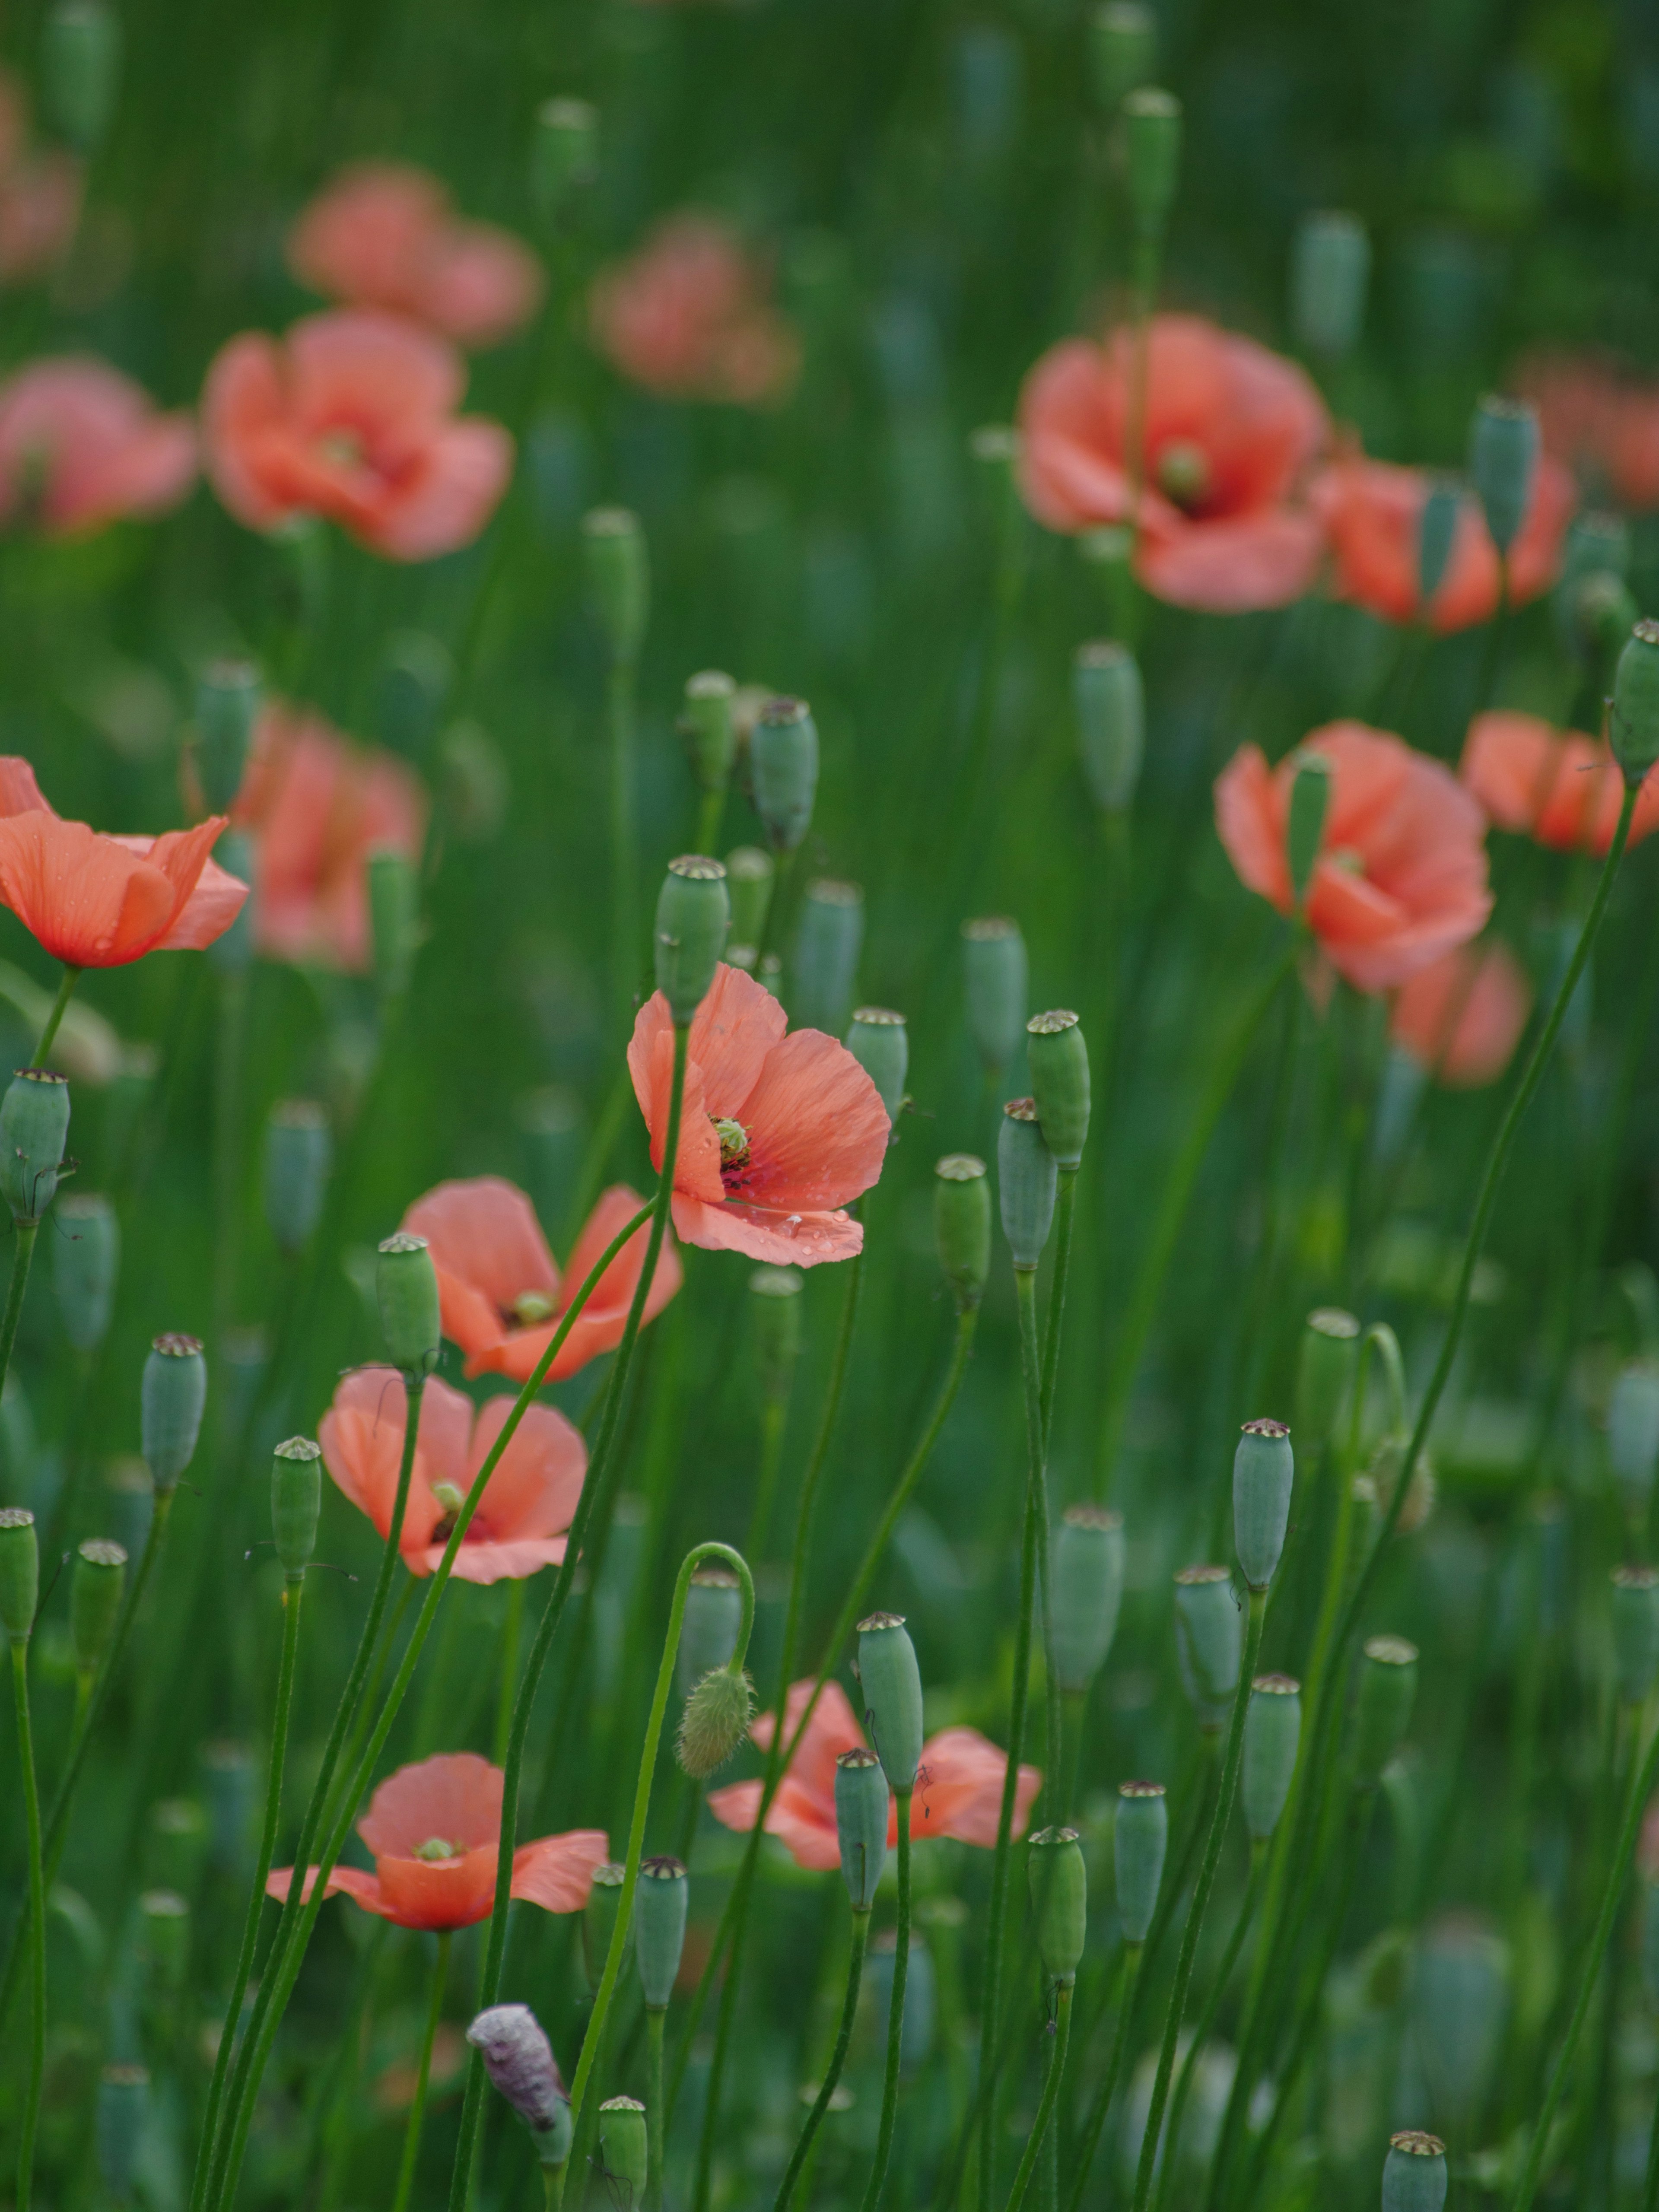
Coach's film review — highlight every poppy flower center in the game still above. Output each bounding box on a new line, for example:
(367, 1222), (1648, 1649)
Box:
(413, 1836), (461, 1862)
(430, 1479), (466, 1543)
(318, 428), (366, 469)
(512, 1290), (556, 1326)
(1155, 439), (1212, 512)
(1328, 845), (1366, 877)
(711, 1117), (751, 1176)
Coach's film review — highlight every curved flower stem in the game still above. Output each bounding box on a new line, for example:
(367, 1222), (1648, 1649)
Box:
(1002, 1982), (1073, 2212)
(31, 963), (79, 1066)
(1061, 1945), (1142, 2212)
(774, 1910), (871, 2212)
(11, 1637), (44, 2212)
(0, 1217), (39, 1407)
(390, 1929), (451, 2212)
(1148, 1844), (1265, 2212)
(860, 1795), (912, 2212)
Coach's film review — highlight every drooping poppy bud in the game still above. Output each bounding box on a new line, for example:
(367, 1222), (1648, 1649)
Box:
(845, 1008), (907, 1129)
(962, 916), (1028, 1076)
(1612, 620), (1659, 788)
(676, 1664), (755, 1778)
(791, 880), (862, 1034)
(750, 697), (818, 854)
(0, 1068), (70, 1224)
(1297, 1308), (1359, 1451)
(998, 1100), (1057, 1270)
(1289, 210), (1370, 361)
(1074, 641), (1144, 813)
(532, 97), (599, 219)
(1123, 87), (1181, 239)
(1468, 395), (1539, 559)
(376, 1232), (440, 1378)
(725, 846), (775, 961)
(1051, 1504), (1125, 1693)
(195, 659), (261, 816)
(598, 2098), (648, 2199)
(70, 1538), (126, 1677)
(264, 1101), (332, 1256)
(54, 1192), (119, 1353)
(635, 1856), (689, 2010)
(582, 508), (648, 662)
(1352, 1635), (1418, 1782)
(1114, 1781), (1166, 1943)
(142, 1334), (207, 1493)
(1286, 753), (1331, 911)
(1611, 1565), (1659, 1707)
(654, 856), (730, 1024)
(680, 671), (738, 795)
(1027, 1011), (1090, 1171)
(582, 1863), (629, 1991)
(857, 1611), (924, 1792)
(1173, 1564), (1240, 1730)
(1382, 2130), (1448, 2212)
(467, 2004), (573, 2165)
(41, 0), (122, 151)
(1233, 1418), (1294, 1591)
(1241, 1674), (1300, 1842)
(1027, 1825), (1087, 1985)
(1417, 477), (1461, 609)
(0, 1506), (38, 1642)
(273, 1437), (322, 1578)
(835, 1747), (889, 1910)
(368, 848), (420, 1001)
(677, 1567), (744, 1696)
(96, 2065), (149, 2205)
(1087, 2), (1156, 111)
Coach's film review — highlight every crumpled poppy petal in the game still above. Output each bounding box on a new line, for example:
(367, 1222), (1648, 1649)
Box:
(511, 1829), (610, 1913)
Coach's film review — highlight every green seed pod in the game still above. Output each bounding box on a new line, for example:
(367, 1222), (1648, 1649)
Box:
(201, 1738), (255, 1869)
(196, 658), (261, 815)
(1287, 753), (1332, 910)
(1123, 87), (1181, 238)
(676, 1664), (755, 1778)
(70, 1538), (126, 1675)
(1468, 394), (1538, 558)
(142, 1333), (207, 1493)
(935, 1154), (990, 1313)
(725, 846), (775, 958)
(1027, 1011), (1090, 1172)
(264, 1101), (332, 1255)
(962, 916), (1028, 1077)
(1613, 620), (1659, 788)
(1412, 1915), (1509, 2131)
(1574, 571), (1640, 675)
(206, 828), (255, 976)
(273, 1437), (322, 1578)
(750, 696), (819, 854)
(1074, 641), (1144, 813)
(1173, 1565), (1241, 1729)
(0, 1067), (70, 1223)
(0, 1507), (38, 1641)
(654, 856), (730, 1024)
(96, 2064), (149, 2205)
(1297, 1308), (1360, 1451)
(1241, 1674), (1301, 1841)
(634, 1856), (688, 2009)
(598, 2097), (648, 2199)
(998, 1100), (1057, 1271)
(1611, 1565), (1659, 1706)
(1233, 1418), (1294, 1591)
(791, 880), (863, 1033)
(376, 632), (452, 756)
(147, 1797), (205, 1895)
(845, 1008), (907, 1128)
(1418, 477), (1461, 609)
(368, 847), (420, 1000)
(41, 0), (122, 151)
(1087, 2), (1156, 111)
(1290, 210), (1370, 361)
(53, 1191), (119, 1352)
(748, 1268), (804, 1409)
(1114, 1781), (1166, 1943)
(582, 508), (648, 662)
(1609, 1360), (1659, 1511)
(681, 670), (738, 794)
(857, 1610), (925, 1792)
(835, 1747), (890, 1910)
(376, 1232), (440, 1377)
(1382, 2131), (1447, 2212)
(583, 1863), (629, 1991)
(140, 1887), (190, 1983)
(532, 97), (599, 219)
(1051, 1505), (1125, 1693)
(676, 1567), (744, 1696)
(1027, 1825), (1087, 1985)
(1352, 1635), (1418, 1782)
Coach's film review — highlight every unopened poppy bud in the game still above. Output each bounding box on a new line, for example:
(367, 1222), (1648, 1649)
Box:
(1173, 1565), (1241, 1730)
(845, 1008), (907, 1134)
(681, 671), (737, 794)
(1469, 395), (1539, 559)
(1051, 1505), (1124, 1692)
(654, 856), (730, 1024)
(1074, 641), (1144, 813)
(70, 1538), (125, 1675)
(368, 848), (420, 1000)
(835, 1747), (889, 1910)
(599, 2098), (648, 2199)
(273, 1437), (322, 1578)
(750, 696), (818, 853)
(858, 1610), (925, 1792)
(1123, 87), (1181, 239)
(1612, 620), (1659, 788)
(54, 1191), (119, 1352)
(41, 0), (121, 150)
(1027, 1011), (1090, 1172)
(1297, 1308), (1359, 1450)
(0, 1507), (38, 1641)
(1114, 1781), (1166, 1943)
(1027, 1825), (1087, 1985)
(1242, 1675), (1300, 1841)
(1290, 210), (1370, 360)
(1353, 1635), (1418, 1782)
(725, 846), (775, 955)
(142, 1334), (207, 1492)
(97, 2064), (149, 2204)
(791, 880), (862, 1033)
(962, 916), (1028, 1074)
(195, 658), (261, 815)
(0, 1068), (70, 1224)
(583, 1862), (629, 1990)
(1087, 2), (1155, 111)
(934, 1155), (990, 1313)
(140, 1887), (189, 1983)
(676, 1663), (755, 1778)
(376, 1232), (440, 1377)
(582, 507), (648, 662)
(1233, 1418), (1293, 1590)
(1418, 477), (1461, 609)
(532, 97), (599, 218)
(634, 1855), (688, 2010)
(1286, 753), (1331, 910)
(1611, 1565), (1659, 1706)
(999, 1100), (1057, 1271)
(467, 2004), (572, 2162)
(1382, 2130), (1448, 2212)
(1608, 1360), (1659, 1511)
(264, 1101), (332, 1255)
(677, 1567), (744, 1695)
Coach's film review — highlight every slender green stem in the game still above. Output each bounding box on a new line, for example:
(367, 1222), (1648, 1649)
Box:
(694, 785), (725, 861)
(11, 1639), (44, 2212)
(745, 1395), (788, 1564)
(1037, 1167), (1075, 1826)
(1002, 1982), (1073, 2212)
(775, 1911), (871, 2212)
(1643, 2063), (1659, 2212)
(1062, 1945), (1142, 2212)
(1475, 556), (1511, 715)
(493, 1578), (525, 1767)
(610, 649), (641, 1023)
(31, 963), (79, 1066)
(1149, 1845), (1265, 2212)
(645, 2008), (667, 2212)
(0, 1217), (39, 1405)
(391, 1930), (451, 2212)
(861, 1797), (913, 2212)
(1039, 1170), (1077, 1450)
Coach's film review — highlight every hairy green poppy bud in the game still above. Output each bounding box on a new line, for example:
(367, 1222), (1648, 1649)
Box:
(1290, 210), (1370, 361)
(750, 696), (818, 854)
(1088, 2), (1155, 111)
(654, 856), (730, 1024)
(1028, 1825), (1087, 1985)
(1174, 1564), (1240, 1729)
(1353, 1635), (1418, 1782)
(1613, 620), (1659, 788)
(264, 1101), (332, 1255)
(681, 670), (737, 794)
(0, 1507), (38, 1641)
(748, 1268), (804, 1408)
(1418, 477), (1460, 610)
(857, 1610), (924, 1792)
(1382, 2130), (1447, 2212)
(791, 880), (862, 1034)
(1123, 87), (1181, 238)
(1233, 1418), (1293, 1591)
(532, 97), (599, 218)
(1114, 1781), (1166, 1943)
(196, 658), (261, 815)
(1297, 1308), (1359, 1450)
(998, 1100), (1057, 1271)
(467, 2004), (572, 2164)
(635, 1856), (688, 2009)
(725, 846), (775, 959)
(677, 1567), (744, 1697)
(1242, 1674), (1300, 1841)
(1074, 641), (1144, 813)
(41, 0), (122, 151)
(1051, 1504), (1124, 1693)
(142, 1333), (207, 1492)
(935, 1154), (990, 1313)
(677, 1664), (755, 1778)
(1469, 394), (1538, 558)
(368, 848), (420, 1000)
(377, 1232), (440, 1377)
(962, 915), (1028, 1075)
(582, 507), (648, 661)
(140, 1888), (189, 1983)
(599, 2098), (647, 2199)
(54, 1191), (119, 1352)
(583, 1862), (629, 1991)
(1027, 1011), (1090, 1171)
(97, 2064), (149, 2204)
(70, 1537), (125, 1676)
(835, 1747), (889, 1910)
(0, 1068), (70, 1223)
(1287, 753), (1331, 910)
(273, 1437), (322, 1578)
(846, 1008), (907, 1128)
(1612, 1564), (1659, 1706)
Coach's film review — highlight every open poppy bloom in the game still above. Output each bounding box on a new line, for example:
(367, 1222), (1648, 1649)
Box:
(1214, 723), (1492, 995)
(202, 308), (512, 560)
(1311, 449), (1575, 632)
(267, 1752), (607, 1931)
(588, 215), (801, 406)
(1389, 938), (1532, 1090)
(319, 1367), (585, 1583)
(1015, 314), (1329, 612)
(288, 163), (544, 350)
(706, 1680), (1042, 1870)
(1460, 711), (1659, 857)
(0, 358), (196, 537)
(0, 756), (246, 967)
(402, 1176), (681, 1384)
(1515, 351), (1659, 512)
(627, 962), (888, 1266)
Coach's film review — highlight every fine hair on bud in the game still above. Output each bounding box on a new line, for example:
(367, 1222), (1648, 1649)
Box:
(677, 1663), (755, 1778)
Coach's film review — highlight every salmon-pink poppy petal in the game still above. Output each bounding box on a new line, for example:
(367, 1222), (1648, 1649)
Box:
(1391, 940), (1532, 1089)
(462, 1394), (584, 1538)
(147, 849), (248, 950)
(411, 1535), (568, 1583)
(374, 1844), (499, 1929)
(287, 308), (464, 427)
(0, 814), (240, 967)
(287, 165), (448, 307)
(731, 1029), (890, 1212)
(364, 419), (514, 561)
(422, 226), (545, 349)
(685, 964), (790, 1115)
(1137, 509), (1325, 613)
(318, 1365), (472, 1539)
(752, 1679), (866, 1809)
(906, 1728), (1042, 1848)
(630, 1020), (723, 1200)
(359, 1750), (503, 1856)
(705, 1778), (764, 1836)
(706, 1772), (843, 1870)
(511, 1829), (611, 1913)
(0, 758), (50, 817)
(1214, 744), (1290, 909)
(266, 1862), (385, 1911)
(668, 1192), (864, 1268)
(404, 1177), (559, 1350)
(202, 334), (291, 529)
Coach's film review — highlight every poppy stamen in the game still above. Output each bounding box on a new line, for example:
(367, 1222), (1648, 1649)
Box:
(413, 1836), (460, 1862)
(430, 1479), (465, 1544)
(711, 1116), (751, 1179)
(1155, 438), (1212, 511)
(512, 1289), (556, 1325)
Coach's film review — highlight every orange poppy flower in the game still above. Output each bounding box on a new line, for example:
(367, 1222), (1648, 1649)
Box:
(401, 1176), (682, 1384)
(1459, 711), (1659, 857)
(0, 358), (196, 537)
(707, 1679), (1042, 1871)
(588, 215), (801, 406)
(1389, 939), (1532, 1090)
(319, 1367), (584, 1584)
(0, 756), (246, 967)
(1515, 350), (1659, 512)
(627, 961), (888, 1267)
(202, 308), (512, 561)
(1016, 314), (1329, 612)
(267, 1751), (607, 1932)
(1214, 722), (1492, 995)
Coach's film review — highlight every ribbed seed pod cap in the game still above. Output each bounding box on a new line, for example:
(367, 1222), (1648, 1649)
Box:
(598, 2098), (648, 2196)
(1418, 477), (1461, 609)
(1087, 2), (1156, 111)
(196, 658), (261, 814)
(1382, 2130), (1448, 2212)
(1297, 1308), (1359, 1450)
(677, 1663), (755, 1778)
(70, 1537), (126, 1672)
(0, 1068), (70, 1224)
(467, 2003), (572, 2159)
(142, 1334), (207, 1492)
(1611, 1565), (1659, 1706)
(1242, 1675), (1301, 1840)
(53, 1191), (119, 1352)
(1610, 1362), (1659, 1507)
(368, 848), (420, 999)
(1613, 620), (1659, 787)
(582, 1862), (629, 1992)
(1287, 753), (1332, 909)
(1027, 1825), (1087, 1984)
(0, 1507), (38, 1640)
(1027, 1011), (1090, 1171)
(635, 1856), (689, 2009)
(998, 1100), (1058, 1270)
(1173, 1565), (1241, 1728)
(677, 1568), (744, 1695)
(725, 845), (775, 955)
(1469, 394), (1539, 558)
(962, 916), (1028, 1074)
(1353, 1636), (1418, 1780)
(857, 1611), (925, 1791)
(1051, 1505), (1125, 1692)
(845, 1008), (907, 1129)
(41, 0), (122, 151)
(273, 1437), (323, 1576)
(747, 1268), (803, 1407)
(750, 697), (819, 853)
(1233, 1419), (1294, 1590)
(791, 880), (863, 1034)
(96, 2064), (149, 2203)
(655, 857), (730, 1023)
(934, 1155), (990, 1313)
(264, 1101), (332, 1255)
(1074, 641), (1144, 812)
(834, 1748), (890, 1910)
(681, 670), (738, 793)
(532, 97), (599, 218)
(1290, 210), (1370, 360)
(1123, 87), (1181, 235)
(1114, 1782), (1166, 1943)
(581, 508), (648, 661)
(376, 1233), (441, 1376)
